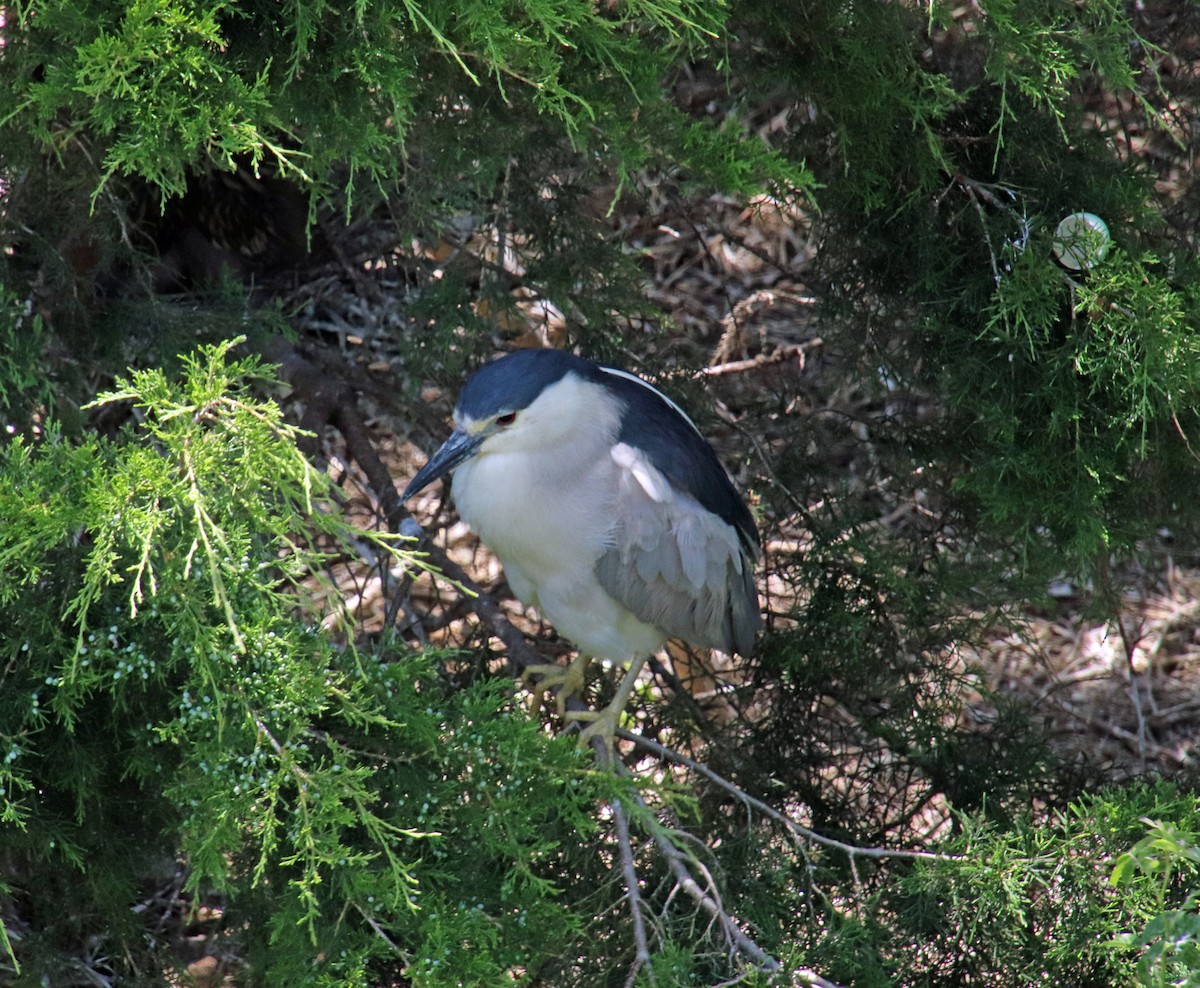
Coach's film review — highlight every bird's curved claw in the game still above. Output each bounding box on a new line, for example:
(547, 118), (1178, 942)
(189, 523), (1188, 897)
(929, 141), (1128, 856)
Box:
(521, 654), (590, 717)
(569, 654), (649, 751)
(523, 653), (649, 752)
(571, 704), (623, 752)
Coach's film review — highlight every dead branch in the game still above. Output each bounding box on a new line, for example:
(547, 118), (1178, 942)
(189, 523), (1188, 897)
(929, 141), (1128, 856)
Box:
(618, 728), (959, 865)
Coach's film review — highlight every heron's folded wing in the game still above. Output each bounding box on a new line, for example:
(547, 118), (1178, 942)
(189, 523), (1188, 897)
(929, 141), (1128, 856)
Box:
(595, 443), (759, 656)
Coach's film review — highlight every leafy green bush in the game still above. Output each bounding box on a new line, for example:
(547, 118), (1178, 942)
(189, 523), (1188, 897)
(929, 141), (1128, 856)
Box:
(2, 0), (1200, 985)
(0, 340), (620, 985)
(0, 288), (53, 434)
(883, 784), (1200, 988)
(1111, 812), (1200, 988)
(731, 0), (1200, 577)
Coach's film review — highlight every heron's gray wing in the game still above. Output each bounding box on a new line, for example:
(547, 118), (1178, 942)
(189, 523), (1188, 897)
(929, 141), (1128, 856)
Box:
(595, 442), (760, 656)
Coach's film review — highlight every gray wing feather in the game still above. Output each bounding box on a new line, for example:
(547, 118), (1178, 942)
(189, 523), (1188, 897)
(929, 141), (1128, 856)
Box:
(596, 443), (759, 656)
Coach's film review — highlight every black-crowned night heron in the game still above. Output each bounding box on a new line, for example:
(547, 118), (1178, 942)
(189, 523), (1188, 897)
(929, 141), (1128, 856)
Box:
(402, 349), (760, 746)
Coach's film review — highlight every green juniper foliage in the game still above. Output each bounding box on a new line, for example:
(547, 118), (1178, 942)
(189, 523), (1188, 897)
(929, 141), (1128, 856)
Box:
(2, 0), (1200, 985)
(1, 0), (798, 204)
(885, 785), (1200, 988)
(1110, 811), (1200, 988)
(0, 290), (53, 434)
(0, 0), (812, 372)
(0, 340), (619, 985)
(732, 0), (1200, 578)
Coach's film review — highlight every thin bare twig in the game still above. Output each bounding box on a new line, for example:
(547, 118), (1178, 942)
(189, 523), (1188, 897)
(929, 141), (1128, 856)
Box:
(649, 811), (781, 974)
(617, 728), (960, 864)
(700, 339), (823, 378)
(1115, 614), (1151, 769)
(607, 753), (782, 976)
(612, 798), (654, 988)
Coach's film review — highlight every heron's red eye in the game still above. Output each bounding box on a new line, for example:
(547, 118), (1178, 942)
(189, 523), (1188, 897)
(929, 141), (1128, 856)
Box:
(496, 412), (517, 426)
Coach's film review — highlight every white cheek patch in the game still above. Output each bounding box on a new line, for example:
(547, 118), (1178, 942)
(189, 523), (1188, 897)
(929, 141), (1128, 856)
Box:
(611, 443), (671, 503)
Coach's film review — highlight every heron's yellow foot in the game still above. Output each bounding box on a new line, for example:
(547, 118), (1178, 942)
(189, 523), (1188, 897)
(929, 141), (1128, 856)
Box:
(570, 654), (648, 750)
(571, 701), (624, 751)
(521, 653), (590, 717)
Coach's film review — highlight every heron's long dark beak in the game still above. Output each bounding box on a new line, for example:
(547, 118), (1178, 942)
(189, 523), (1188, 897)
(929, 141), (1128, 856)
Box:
(401, 428), (485, 500)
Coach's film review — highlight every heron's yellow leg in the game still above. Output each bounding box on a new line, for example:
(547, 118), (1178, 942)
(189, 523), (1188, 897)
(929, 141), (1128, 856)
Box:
(572, 655), (648, 750)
